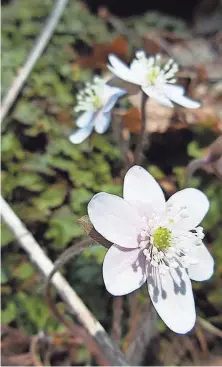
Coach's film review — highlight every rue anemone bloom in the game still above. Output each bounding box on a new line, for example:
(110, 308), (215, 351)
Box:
(107, 51), (201, 109)
(88, 166), (214, 334)
(69, 76), (126, 144)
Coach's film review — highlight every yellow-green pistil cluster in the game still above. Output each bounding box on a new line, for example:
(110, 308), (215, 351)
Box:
(147, 67), (160, 84)
(92, 94), (103, 109)
(153, 227), (172, 249)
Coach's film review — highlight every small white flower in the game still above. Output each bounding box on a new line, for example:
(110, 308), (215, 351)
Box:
(88, 165), (214, 334)
(107, 51), (201, 108)
(69, 76), (126, 144)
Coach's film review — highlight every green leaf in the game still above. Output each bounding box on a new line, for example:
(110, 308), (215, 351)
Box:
(70, 188), (92, 213)
(91, 135), (120, 159)
(45, 206), (83, 247)
(1, 267), (9, 284)
(13, 204), (48, 223)
(1, 133), (25, 161)
(187, 141), (203, 159)
(13, 101), (43, 125)
(47, 138), (82, 160)
(15, 262), (35, 280)
(22, 154), (55, 176)
(172, 167), (185, 190)
(32, 182), (67, 213)
(83, 245), (106, 264)
(148, 165), (165, 180)
(98, 183), (122, 196)
(1, 222), (14, 247)
(16, 292), (53, 330)
(46, 155), (76, 174)
(16, 172), (46, 192)
(1, 302), (17, 324)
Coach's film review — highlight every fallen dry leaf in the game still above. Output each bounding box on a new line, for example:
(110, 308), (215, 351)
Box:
(184, 107), (221, 131)
(76, 35), (128, 70)
(143, 34), (161, 55)
(122, 107), (141, 134)
(122, 93), (174, 134)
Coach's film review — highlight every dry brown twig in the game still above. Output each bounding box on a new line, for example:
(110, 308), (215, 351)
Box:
(134, 92), (148, 165)
(30, 335), (44, 367)
(198, 316), (222, 338)
(45, 241), (112, 366)
(0, 196), (129, 366)
(0, 0), (68, 123)
(111, 296), (124, 343)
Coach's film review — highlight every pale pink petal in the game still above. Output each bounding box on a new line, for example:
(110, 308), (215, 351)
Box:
(147, 266), (196, 334)
(103, 245), (147, 295)
(123, 165), (166, 216)
(167, 188), (209, 230)
(142, 86), (173, 107)
(188, 244), (214, 281)
(88, 193), (142, 248)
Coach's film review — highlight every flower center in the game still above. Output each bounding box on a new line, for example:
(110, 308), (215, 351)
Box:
(91, 94), (103, 109)
(146, 66), (161, 85)
(152, 227), (171, 249)
(75, 76), (104, 113)
(135, 51), (179, 86)
(138, 208), (204, 274)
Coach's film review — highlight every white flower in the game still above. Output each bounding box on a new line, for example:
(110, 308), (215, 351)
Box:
(107, 51), (201, 108)
(69, 76), (126, 144)
(88, 165), (214, 334)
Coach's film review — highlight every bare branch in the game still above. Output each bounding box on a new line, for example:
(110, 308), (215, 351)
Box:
(1, 196), (129, 366)
(1, 0), (68, 123)
(134, 92), (148, 165)
(111, 296), (124, 343)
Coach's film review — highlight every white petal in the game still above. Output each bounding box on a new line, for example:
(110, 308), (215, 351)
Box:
(108, 55), (139, 84)
(103, 89), (126, 113)
(123, 165), (166, 216)
(103, 245), (147, 295)
(142, 86), (174, 107)
(88, 193), (142, 248)
(129, 59), (148, 85)
(69, 124), (93, 144)
(164, 86), (200, 109)
(188, 244), (214, 281)
(76, 111), (95, 128)
(167, 188), (209, 230)
(94, 111), (111, 134)
(164, 84), (185, 96)
(172, 95), (200, 109)
(147, 266), (196, 334)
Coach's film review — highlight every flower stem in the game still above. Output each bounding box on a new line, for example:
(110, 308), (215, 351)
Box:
(134, 91), (148, 165)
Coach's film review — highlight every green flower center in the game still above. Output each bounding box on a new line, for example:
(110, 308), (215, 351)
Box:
(92, 95), (102, 109)
(147, 67), (160, 84)
(152, 227), (171, 249)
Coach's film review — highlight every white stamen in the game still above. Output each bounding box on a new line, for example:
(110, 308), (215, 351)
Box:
(75, 76), (105, 113)
(137, 202), (205, 275)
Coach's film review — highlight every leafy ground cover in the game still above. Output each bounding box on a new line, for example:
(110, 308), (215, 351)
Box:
(1, 0), (222, 365)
